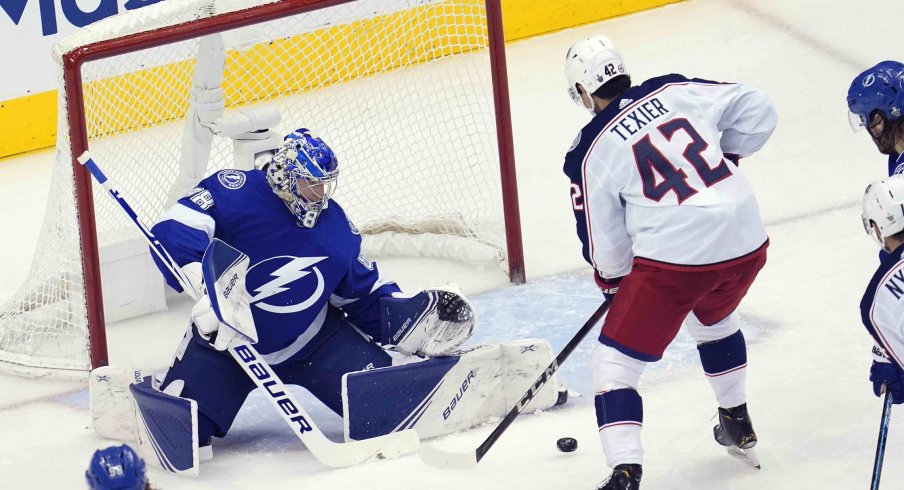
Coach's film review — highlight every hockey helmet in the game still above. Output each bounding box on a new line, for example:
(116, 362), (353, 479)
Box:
(266, 128), (339, 228)
(847, 60), (904, 131)
(85, 445), (147, 490)
(564, 35), (628, 113)
(862, 175), (904, 245)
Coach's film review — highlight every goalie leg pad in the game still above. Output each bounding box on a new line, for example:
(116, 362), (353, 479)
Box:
(161, 334), (257, 441)
(279, 322), (391, 414)
(342, 339), (563, 441)
(90, 366), (157, 442)
(380, 285), (475, 357)
(130, 377), (200, 476)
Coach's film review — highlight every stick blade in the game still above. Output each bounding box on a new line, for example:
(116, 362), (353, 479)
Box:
(317, 429), (421, 468)
(419, 443), (478, 469)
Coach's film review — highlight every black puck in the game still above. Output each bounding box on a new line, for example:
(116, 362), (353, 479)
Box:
(556, 437), (578, 453)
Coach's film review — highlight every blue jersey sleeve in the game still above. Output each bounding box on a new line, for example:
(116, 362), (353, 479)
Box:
(332, 253), (401, 339)
(150, 185), (217, 291)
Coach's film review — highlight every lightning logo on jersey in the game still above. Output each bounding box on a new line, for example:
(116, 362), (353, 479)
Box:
(248, 256), (328, 314)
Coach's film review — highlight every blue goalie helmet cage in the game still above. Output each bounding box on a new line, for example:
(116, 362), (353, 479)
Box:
(265, 127), (340, 226)
(85, 444), (147, 490)
(847, 60), (904, 128)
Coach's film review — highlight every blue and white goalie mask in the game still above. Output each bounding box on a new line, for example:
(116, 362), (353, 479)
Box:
(266, 128), (339, 227)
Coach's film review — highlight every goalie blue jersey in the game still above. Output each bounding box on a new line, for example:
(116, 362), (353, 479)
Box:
(151, 168), (400, 364)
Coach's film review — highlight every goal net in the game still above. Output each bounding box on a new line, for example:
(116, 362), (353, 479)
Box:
(0, 0), (523, 377)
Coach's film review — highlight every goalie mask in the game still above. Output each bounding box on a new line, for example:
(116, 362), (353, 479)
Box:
(862, 175), (904, 247)
(266, 128), (339, 228)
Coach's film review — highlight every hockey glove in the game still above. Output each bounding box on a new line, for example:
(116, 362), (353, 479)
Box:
(723, 153), (741, 166)
(380, 285), (475, 357)
(870, 360), (904, 404)
(594, 272), (623, 304)
(192, 294), (254, 351)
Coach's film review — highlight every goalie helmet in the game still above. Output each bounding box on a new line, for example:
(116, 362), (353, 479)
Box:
(847, 60), (904, 131)
(564, 35), (628, 114)
(85, 445), (147, 490)
(862, 175), (904, 246)
(266, 128), (339, 228)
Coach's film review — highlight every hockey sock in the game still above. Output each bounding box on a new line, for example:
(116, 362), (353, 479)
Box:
(595, 388), (643, 467)
(698, 329), (747, 409)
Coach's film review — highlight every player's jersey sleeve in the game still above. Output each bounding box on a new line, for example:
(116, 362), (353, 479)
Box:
(150, 185), (217, 291)
(329, 214), (401, 338)
(563, 139), (633, 277)
(860, 246), (904, 369)
(704, 81), (778, 158)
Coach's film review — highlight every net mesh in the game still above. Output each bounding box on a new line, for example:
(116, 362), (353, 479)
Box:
(0, 0), (508, 375)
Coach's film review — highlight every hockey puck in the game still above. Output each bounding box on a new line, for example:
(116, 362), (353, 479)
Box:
(556, 437), (578, 453)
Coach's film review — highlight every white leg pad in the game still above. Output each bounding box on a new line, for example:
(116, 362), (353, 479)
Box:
(684, 311), (740, 343)
(89, 366), (158, 442)
(590, 343), (646, 392)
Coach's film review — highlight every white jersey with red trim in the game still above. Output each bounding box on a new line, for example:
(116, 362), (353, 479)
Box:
(861, 244), (904, 370)
(562, 74), (777, 279)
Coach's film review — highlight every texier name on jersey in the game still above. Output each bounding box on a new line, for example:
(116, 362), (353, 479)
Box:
(608, 98), (671, 141)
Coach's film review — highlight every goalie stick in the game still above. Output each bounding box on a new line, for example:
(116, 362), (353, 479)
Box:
(871, 390), (894, 490)
(78, 151), (419, 468)
(419, 300), (610, 469)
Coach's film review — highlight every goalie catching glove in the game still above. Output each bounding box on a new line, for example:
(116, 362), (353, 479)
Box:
(380, 285), (476, 357)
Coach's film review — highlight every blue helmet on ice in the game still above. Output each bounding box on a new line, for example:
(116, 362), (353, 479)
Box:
(85, 445), (147, 490)
(266, 128), (339, 228)
(847, 60), (904, 131)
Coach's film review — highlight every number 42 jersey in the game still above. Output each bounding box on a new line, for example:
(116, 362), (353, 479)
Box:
(563, 74), (778, 279)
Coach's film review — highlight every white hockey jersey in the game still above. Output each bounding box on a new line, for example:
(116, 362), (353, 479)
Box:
(563, 74), (777, 279)
(861, 244), (904, 369)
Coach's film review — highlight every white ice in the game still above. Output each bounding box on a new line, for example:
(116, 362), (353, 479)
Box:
(1, 0), (903, 488)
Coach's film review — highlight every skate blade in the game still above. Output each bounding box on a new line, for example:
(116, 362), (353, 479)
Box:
(725, 445), (761, 469)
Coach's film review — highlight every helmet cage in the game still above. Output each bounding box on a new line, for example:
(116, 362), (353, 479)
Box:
(267, 129), (339, 228)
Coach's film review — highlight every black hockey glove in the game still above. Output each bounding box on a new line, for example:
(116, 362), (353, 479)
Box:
(870, 360), (904, 404)
(594, 272), (623, 304)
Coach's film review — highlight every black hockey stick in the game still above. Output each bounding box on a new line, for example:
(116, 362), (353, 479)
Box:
(420, 300), (611, 468)
(871, 389), (894, 490)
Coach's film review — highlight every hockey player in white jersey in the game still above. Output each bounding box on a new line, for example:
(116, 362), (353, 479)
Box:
(562, 35), (777, 489)
(859, 175), (904, 405)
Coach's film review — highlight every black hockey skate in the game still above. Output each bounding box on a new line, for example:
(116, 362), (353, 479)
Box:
(597, 464), (642, 490)
(713, 403), (760, 469)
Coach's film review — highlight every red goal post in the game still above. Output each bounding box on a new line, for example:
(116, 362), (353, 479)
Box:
(0, 0), (524, 377)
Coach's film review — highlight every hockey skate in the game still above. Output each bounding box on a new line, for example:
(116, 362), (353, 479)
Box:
(713, 403), (760, 469)
(597, 464), (642, 490)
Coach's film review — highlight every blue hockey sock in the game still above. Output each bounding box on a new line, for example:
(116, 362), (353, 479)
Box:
(595, 388), (643, 467)
(697, 329), (747, 408)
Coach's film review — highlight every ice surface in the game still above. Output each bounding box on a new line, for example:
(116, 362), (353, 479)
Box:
(1, 0), (902, 487)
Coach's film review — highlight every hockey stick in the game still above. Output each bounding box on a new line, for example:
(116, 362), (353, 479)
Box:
(78, 151), (419, 467)
(420, 300), (611, 469)
(871, 389), (894, 490)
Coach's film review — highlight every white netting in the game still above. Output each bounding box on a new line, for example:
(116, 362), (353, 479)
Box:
(0, 0), (510, 376)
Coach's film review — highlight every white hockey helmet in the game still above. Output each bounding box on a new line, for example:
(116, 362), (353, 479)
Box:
(862, 175), (904, 245)
(564, 35), (628, 113)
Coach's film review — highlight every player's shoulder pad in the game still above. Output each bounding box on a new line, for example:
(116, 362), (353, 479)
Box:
(326, 200), (361, 236)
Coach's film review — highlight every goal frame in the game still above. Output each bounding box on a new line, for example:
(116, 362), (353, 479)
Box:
(59, 0), (524, 370)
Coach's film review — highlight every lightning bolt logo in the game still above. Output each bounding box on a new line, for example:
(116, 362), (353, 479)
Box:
(250, 256), (328, 314)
